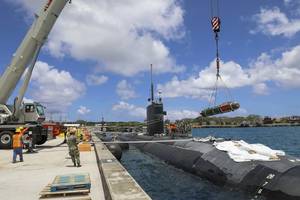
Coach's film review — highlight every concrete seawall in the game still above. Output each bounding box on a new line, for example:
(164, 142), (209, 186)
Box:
(92, 132), (151, 200)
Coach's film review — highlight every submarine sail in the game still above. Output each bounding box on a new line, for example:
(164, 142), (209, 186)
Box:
(146, 64), (166, 136)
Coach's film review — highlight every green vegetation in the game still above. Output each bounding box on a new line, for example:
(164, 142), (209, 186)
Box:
(194, 115), (262, 126)
(72, 115), (300, 128)
(74, 120), (145, 127)
(106, 121), (145, 127)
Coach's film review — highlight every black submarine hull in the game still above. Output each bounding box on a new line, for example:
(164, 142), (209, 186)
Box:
(120, 134), (300, 200)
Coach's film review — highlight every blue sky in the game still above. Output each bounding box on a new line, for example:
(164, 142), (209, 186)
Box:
(1, 0), (300, 122)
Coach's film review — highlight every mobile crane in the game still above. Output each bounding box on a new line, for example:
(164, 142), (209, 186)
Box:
(0, 0), (70, 148)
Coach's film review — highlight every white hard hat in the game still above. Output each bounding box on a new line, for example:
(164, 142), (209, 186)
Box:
(70, 127), (77, 133)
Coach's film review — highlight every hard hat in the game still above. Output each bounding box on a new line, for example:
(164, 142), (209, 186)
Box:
(16, 127), (24, 133)
(70, 127), (77, 133)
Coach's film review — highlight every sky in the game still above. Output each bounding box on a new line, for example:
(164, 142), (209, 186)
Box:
(1, 0), (300, 122)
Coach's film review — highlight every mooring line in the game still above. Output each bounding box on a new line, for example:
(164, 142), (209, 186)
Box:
(94, 138), (193, 144)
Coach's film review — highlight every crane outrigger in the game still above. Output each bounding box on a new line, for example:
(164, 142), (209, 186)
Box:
(0, 0), (70, 148)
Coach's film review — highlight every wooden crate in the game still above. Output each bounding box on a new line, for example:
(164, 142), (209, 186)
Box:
(78, 143), (92, 152)
(50, 173), (91, 192)
(39, 184), (91, 199)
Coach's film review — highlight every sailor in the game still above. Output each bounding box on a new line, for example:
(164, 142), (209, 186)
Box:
(67, 128), (81, 167)
(23, 131), (36, 153)
(12, 127), (28, 163)
(62, 127), (67, 144)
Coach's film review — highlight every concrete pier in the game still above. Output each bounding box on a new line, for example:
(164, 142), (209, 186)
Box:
(0, 138), (104, 200)
(0, 133), (152, 200)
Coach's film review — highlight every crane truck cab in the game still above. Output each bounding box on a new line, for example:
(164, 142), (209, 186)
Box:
(22, 102), (46, 123)
(0, 102), (47, 149)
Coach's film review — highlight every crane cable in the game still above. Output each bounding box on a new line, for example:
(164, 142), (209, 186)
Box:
(208, 0), (234, 107)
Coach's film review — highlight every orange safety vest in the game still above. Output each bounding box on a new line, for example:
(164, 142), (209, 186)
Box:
(13, 128), (28, 148)
(13, 133), (22, 149)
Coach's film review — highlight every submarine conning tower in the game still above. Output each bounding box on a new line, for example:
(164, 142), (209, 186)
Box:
(146, 64), (166, 136)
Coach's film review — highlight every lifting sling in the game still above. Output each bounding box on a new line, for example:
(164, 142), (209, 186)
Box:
(201, 0), (240, 117)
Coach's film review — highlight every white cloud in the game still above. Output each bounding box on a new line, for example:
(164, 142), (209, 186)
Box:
(112, 101), (199, 121)
(158, 60), (252, 100)
(30, 61), (85, 113)
(23, 97), (34, 103)
(251, 7), (300, 37)
(112, 101), (146, 118)
(86, 74), (108, 86)
(283, 0), (300, 8)
(253, 83), (269, 95)
(77, 106), (91, 115)
(166, 109), (199, 121)
(284, 0), (292, 5)
(116, 80), (137, 100)
(159, 45), (300, 100)
(250, 45), (300, 87)
(10, 0), (185, 76)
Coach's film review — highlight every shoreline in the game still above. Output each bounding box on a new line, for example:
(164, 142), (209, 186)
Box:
(193, 123), (300, 128)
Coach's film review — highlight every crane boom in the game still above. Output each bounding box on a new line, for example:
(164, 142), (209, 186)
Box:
(13, 43), (42, 119)
(0, 0), (69, 104)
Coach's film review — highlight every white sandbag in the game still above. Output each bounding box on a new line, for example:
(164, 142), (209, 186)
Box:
(214, 140), (285, 162)
(193, 135), (224, 142)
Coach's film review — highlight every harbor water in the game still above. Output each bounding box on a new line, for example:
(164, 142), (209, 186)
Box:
(192, 127), (300, 157)
(121, 127), (300, 200)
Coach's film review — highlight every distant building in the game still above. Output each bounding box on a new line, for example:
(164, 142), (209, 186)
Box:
(240, 121), (250, 127)
(288, 116), (300, 123)
(63, 123), (81, 127)
(263, 116), (274, 124)
(274, 118), (282, 124)
(209, 120), (217, 125)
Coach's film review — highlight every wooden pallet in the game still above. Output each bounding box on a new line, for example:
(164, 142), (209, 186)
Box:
(51, 173), (91, 192)
(39, 184), (91, 199)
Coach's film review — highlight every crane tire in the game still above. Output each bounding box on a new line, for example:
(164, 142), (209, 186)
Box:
(0, 131), (13, 149)
(35, 135), (48, 145)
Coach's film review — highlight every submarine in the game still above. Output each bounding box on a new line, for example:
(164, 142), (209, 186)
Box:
(118, 66), (300, 200)
(120, 134), (300, 200)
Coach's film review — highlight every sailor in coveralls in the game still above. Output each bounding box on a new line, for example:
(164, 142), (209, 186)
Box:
(67, 128), (81, 167)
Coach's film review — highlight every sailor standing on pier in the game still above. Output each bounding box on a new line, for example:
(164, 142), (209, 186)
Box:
(67, 128), (81, 167)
